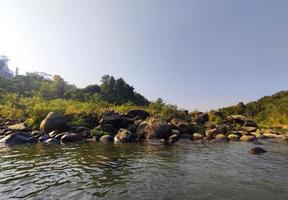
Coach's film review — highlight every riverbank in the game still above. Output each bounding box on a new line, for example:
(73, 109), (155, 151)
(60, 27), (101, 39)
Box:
(0, 110), (287, 154)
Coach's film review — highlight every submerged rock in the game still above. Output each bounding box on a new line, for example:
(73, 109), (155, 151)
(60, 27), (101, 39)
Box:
(44, 138), (61, 144)
(249, 147), (267, 155)
(61, 133), (83, 143)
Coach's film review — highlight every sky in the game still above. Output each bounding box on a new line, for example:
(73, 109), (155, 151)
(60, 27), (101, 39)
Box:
(0, 0), (287, 111)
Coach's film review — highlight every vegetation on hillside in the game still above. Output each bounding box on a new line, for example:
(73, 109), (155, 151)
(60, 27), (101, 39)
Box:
(219, 91), (288, 127)
(0, 56), (185, 128)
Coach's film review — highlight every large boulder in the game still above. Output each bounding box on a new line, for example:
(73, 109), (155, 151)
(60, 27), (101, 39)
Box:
(61, 133), (83, 143)
(0, 132), (36, 145)
(228, 134), (240, 141)
(194, 113), (209, 124)
(114, 129), (133, 143)
(137, 117), (173, 140)
(94, 124), (116, 135)
(99, 113), (134, 129)
(126, 110), (150, 120)
(228, 115), (248, 124)
(40, 112), (67, 133)
(170, 118), (194, 134)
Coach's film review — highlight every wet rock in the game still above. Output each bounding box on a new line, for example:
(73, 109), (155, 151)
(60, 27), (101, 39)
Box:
(61, 133), (83, 143)
(31, 130), (42, 136)
(38, 134), (50, 142)
(126, 110), (150, 120)
(0, 132), (36, 145)
(169, 134), (179, 144)
(249, 147), (267, 155)
(40, 112), (67, 133)
(114, 129), (133, 143)
(44, 138), (61, 144)
(170, 118), (194, 134)
(99, 135), (114, 144)
(48, 130), (61, 138)
(240, 135), (256, 142)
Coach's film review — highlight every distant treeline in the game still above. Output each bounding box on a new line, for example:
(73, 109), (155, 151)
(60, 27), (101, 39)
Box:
(219, 91), (288, 127)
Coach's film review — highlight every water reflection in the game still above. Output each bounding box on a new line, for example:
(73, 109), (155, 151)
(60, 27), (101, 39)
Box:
(0, 141), (287, 200)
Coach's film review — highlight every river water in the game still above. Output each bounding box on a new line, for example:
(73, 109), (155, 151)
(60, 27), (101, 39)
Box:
(0, 140), (287, 200)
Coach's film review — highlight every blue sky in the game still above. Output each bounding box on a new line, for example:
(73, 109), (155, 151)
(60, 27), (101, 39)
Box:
(0, 0), (287, 111)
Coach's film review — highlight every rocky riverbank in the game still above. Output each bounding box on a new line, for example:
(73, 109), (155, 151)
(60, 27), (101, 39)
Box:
(1, 110), (287, 154)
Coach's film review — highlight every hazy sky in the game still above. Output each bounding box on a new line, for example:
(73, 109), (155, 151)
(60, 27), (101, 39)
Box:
(0, 0), (287, 111)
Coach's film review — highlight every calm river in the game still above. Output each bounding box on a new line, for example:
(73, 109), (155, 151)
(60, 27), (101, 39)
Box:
(0, 140), (287, 200)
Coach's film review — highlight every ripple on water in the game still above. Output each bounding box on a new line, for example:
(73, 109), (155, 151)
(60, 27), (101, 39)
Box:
(0, 142), (287, 200)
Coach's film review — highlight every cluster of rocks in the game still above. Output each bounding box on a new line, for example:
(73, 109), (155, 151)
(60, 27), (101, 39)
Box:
(0, 110), (287, 154)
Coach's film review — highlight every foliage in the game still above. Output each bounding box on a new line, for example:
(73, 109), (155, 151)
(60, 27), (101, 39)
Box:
(219, 91), (288, 127)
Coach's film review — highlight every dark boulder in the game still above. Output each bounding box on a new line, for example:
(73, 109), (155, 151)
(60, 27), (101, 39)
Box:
(0, 132), (36, 145)
(126, 110), (150, 120)
(61, 133), (83, 143)
(99, 113), (134, 129)
(249, 147), (267, 155)
(170, 118), (194, 134)
(99, 135), (114, 144)
(40, 112), (67, 133)
(94, 124), (116, 135)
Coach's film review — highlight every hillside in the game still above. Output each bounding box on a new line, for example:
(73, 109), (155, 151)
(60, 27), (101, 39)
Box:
(219, 91), (288, 127)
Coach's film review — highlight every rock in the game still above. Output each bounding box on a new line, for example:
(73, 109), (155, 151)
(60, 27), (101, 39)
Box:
(204, 122), (216, 129)
(205, 128), (218, 140)
(263, 132), (285, 139)
(228, 115), (248, 124)
(48, 130), (61, 138)
(216, 125), (228, 134)
(99, 113), (134, 129)
(193, 133), (203, 140)
(126, 110), (150, 120)
(169, 134), (179, 144)
(94, 124), (116, 135)
(40, 112), (67, 133)
(240, 135), (256, 142)
(114, 129), (133, 143)
(31, 130), (42, 136)
(99, 135), (114, 144)
(180, 134), (193, 140)
(194, 113), (209, 124)
(228, 134), (239, 141)
(8, 123), (30, 131)
(137, 118), (173, 140)
(249, 147), (267, 155)
(215, 134), (226, 140)
(171, 129), (181, 135)
(170, 118), (194, 134)
(44, 138), (61, 144)
(0, 132), (36, 145)
(244, 120), (258, 128)
(38, 134), (50, 142)
(54, 133), (68, 140)
(61, 133), (83, 143)
(241, 126), (258, 132)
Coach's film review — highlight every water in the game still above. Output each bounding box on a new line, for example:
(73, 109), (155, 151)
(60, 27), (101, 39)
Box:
(0, 140), (287, 200)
